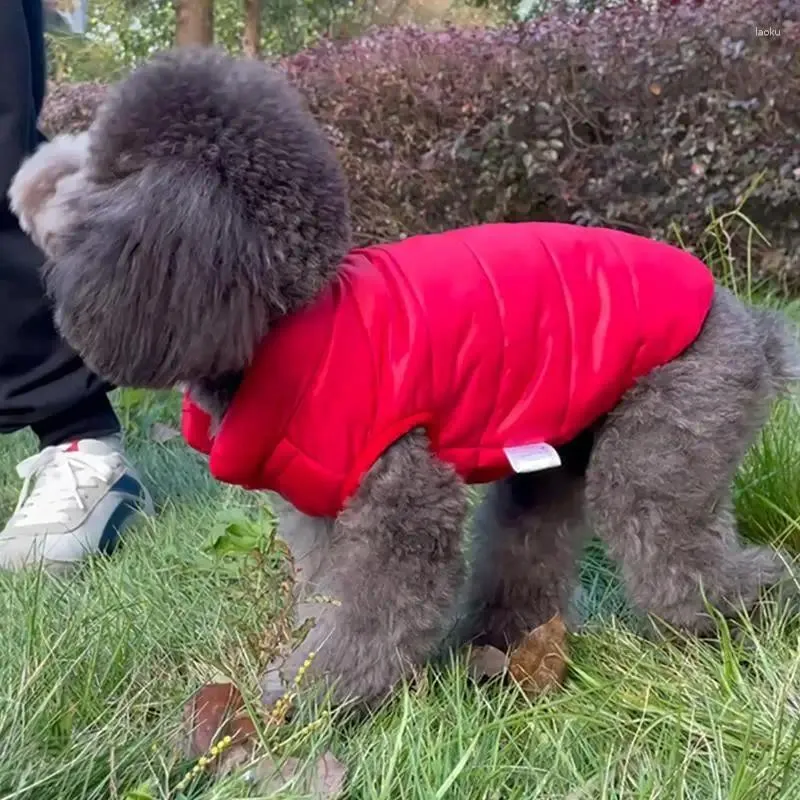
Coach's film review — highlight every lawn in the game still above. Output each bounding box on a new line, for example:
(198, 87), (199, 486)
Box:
(2, 245), (800, 798)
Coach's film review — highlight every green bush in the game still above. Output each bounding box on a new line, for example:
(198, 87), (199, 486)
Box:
(41, 0), (800, 292)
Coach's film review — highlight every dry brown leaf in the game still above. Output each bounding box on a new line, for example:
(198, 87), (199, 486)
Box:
(507, 613), (568, 697)
(180, 682), (247, 759)
(180, 683), (346, 797)
(216, 740), (259, 778)
(180, 681), (345, 796)
(227, 711), (259, 745)
(249, 750), (347, 798)
(467, 645), (508, 680)
(310, 751), (348, 798)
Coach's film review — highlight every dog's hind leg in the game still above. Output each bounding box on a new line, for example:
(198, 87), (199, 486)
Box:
(585, 287), (797, 635)
(260, 428), (467, 710)
(455, 431), (594, 652)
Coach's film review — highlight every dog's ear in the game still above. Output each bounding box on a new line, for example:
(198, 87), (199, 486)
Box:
(42, 46), (351, 389)
(44, 163), (270, 388)
(7, 132), (90, 251)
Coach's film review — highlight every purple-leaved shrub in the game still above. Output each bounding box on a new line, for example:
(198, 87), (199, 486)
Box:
(42, 0), (799, 291)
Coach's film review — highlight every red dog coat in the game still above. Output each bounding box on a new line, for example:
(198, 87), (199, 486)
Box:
(181, 222), (716, 517)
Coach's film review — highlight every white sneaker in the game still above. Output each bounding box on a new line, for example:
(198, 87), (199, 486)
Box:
(0, 438), (154, 572)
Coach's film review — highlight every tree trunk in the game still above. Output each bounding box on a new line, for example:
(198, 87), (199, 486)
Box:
(175, 0), (214, 47)
(242, 0), (261, 58)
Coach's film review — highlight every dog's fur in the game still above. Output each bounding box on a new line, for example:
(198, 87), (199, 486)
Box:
(10, 47), (800, 710)
(18, 47), (351, 396)
(8, 131), (90, 254)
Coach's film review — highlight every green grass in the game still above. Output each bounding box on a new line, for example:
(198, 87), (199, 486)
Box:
(1, 376), (799, 799)
(2, 221), (800, 797)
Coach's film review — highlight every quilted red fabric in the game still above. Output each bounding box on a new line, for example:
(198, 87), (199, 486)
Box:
(181, 221), (716, 517)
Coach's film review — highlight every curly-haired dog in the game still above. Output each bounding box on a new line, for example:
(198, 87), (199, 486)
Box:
(9, 47), (799, 711)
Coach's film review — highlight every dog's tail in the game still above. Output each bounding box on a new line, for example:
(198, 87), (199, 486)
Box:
(749, 303), (800, 395)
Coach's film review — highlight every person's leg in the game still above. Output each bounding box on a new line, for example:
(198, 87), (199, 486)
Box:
(0, 227), (121, 446)
(21, 0), (46, 125)
(0, 0), (152, 572)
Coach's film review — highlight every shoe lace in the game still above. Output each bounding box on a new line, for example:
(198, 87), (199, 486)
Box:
(13, 447), (118, 526)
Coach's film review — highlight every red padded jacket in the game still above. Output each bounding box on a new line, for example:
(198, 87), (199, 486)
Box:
(181, 222), (716, 517)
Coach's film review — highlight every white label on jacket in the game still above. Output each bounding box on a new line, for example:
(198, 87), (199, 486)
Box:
(504, 443), (562, 473)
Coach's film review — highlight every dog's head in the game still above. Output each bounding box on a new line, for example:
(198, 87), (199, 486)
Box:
(16, 47), (351, 389)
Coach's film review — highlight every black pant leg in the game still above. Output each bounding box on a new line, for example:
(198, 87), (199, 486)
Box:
(0, 0), (119, 448)
(21, 0), (46, 120)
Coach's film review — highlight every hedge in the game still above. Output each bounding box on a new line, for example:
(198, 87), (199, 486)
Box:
(42, 0), (800, 292)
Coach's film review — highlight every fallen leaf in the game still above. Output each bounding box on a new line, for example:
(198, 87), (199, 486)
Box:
(149, 422), (181, 443)
(216, 739), (259, 778)
(179, 685), (346, 797)
(248, 750), (347, 798)
(648, 83), (662, 96)
(507, 613), (568, 697)
(246, 755), (298, 792)
(467, 645), (508, 680)
(227, 711), (259, 745)
(180, 682), (246, 759)
(311, 751), (348, 798)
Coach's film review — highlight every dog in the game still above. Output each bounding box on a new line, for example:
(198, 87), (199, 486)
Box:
(10, 46), (800, 711)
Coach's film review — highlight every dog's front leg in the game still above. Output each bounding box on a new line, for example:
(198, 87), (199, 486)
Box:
(260, 428), (467, 711)
(260, 496), (336, 705)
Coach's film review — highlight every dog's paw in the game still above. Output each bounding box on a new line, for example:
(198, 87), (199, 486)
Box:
(260, 601), (341, 711)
